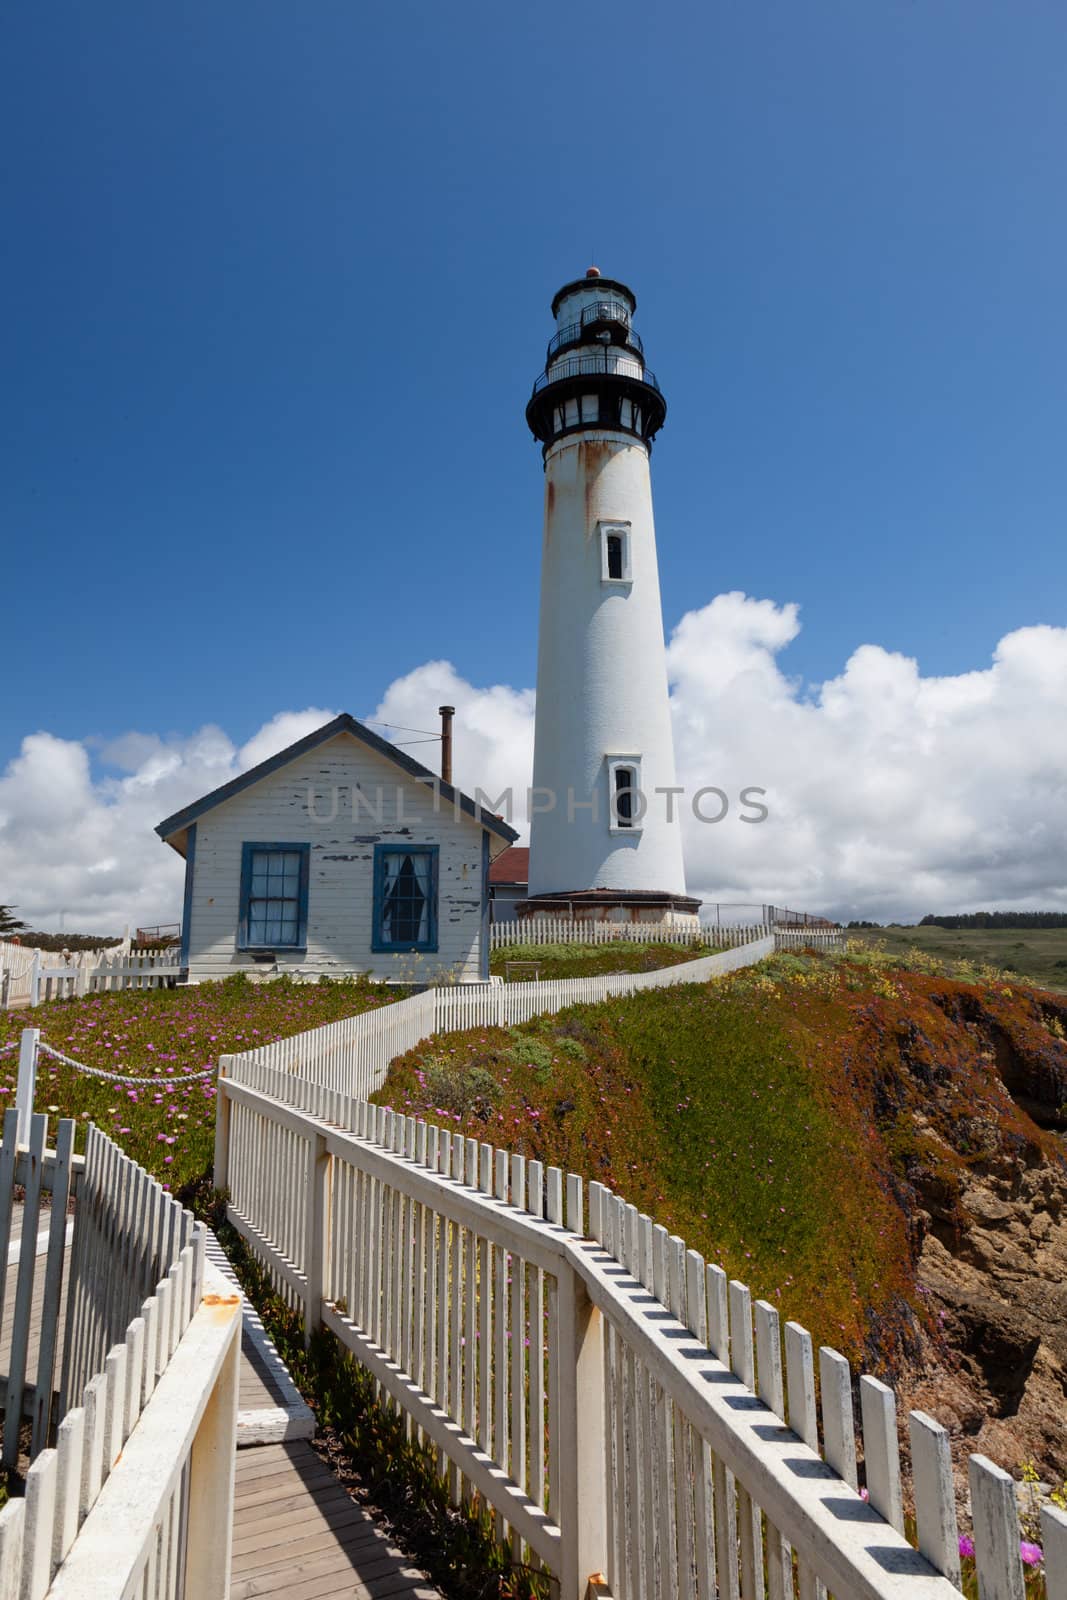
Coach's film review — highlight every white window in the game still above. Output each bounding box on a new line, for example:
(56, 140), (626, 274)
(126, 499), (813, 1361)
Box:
(581, 393), (599, 423)
(599, 521), (632, 584)
(607, 756), (643, 832)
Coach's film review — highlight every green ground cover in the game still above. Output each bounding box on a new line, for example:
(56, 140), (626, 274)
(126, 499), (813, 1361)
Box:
(850, 924), (1067, 993)
(378, 939), (1067, 1366)
(489, 938), (722, 980)
(0, 974), (402, 1189)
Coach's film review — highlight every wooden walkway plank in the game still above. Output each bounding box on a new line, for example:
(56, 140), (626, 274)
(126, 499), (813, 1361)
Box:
(230, 1441), (439, 1600)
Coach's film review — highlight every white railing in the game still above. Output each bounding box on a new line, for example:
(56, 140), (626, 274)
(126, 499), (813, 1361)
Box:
(0, 1104), (240, 1598)
(215, 1064), (1067, 1600)
(773, 928), (845, 951)
(83, 953), (181, 995)
(490, 919), (766, 950)
(0, 947), (180, 1008)
(215, 937), (776, 1125)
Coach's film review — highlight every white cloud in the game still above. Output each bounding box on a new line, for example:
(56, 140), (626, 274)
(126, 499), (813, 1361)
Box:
(665, 600), (1067, 921)
(1, 606), (1065, 932)
(371, 660), (535, 824)
(0, 708), (335, 935)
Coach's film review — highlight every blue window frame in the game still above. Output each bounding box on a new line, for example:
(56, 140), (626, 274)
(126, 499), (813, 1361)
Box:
(372, 844), (439, 953)
(238, 842), (310, 950)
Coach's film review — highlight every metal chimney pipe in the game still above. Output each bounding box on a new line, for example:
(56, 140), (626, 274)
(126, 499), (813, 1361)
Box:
(439, 705), (455, 786)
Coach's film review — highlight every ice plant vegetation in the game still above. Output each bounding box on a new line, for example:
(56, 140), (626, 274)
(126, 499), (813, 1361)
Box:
(0, 973), (403, 1188)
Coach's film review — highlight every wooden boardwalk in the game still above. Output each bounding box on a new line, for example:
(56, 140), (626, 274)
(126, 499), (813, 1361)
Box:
(2, 1226), (439, 1599)
(231, 1442), (440, 1600)
(207, 1237), (440, 1599)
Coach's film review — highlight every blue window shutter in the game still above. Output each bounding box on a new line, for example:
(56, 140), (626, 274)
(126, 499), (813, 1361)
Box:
(296, 847), (310, 949)
(371, 848), (386, 951)
(427, 847), (439, 950)
(238, 842), (254, 949)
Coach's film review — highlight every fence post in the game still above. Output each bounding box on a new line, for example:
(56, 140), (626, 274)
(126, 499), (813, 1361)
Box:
(183, 1307), (240, 1600)
(213, 1057), (233, 1192)
(557, 1259), (608, 1600)
(305, 1128), (330, 1347)
(15, 1028), (39, 1147)
(969, 1455), (1026, 1600)
(29, 951), (41, 1008)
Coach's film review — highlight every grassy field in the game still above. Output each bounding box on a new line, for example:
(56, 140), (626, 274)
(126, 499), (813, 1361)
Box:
(489, 939), (722, 980)
(377, 940), (1067, 1368)
(0, 974), (403, 1189)
(850, 925), (1067, 993)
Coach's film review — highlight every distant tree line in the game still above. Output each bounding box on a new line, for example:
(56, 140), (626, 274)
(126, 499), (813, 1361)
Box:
(0, 904), (122, 951)
(8, 932), (125, 952)
(919, 912), (1067, 929)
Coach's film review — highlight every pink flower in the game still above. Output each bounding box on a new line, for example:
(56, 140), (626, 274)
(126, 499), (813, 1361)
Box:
(1020, 1542), (1043, 1568)
(958, 1535), (975, 1560)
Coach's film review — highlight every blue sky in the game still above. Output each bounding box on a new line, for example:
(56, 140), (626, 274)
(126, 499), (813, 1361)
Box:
(3, 2), (1067, 931)
(5, 0), (1064, 759)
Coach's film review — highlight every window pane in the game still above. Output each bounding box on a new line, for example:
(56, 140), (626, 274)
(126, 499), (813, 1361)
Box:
(379, 849), (434, 945)
(614, 766), (635, 825)
(607, 536), (623, 580)
(247, 847), (304, 945)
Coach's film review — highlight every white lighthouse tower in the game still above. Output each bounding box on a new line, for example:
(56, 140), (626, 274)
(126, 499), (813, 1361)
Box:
(523, 269), (699, 924)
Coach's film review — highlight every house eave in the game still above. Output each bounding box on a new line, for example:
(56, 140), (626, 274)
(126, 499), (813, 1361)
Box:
(155, 713), (519, 848)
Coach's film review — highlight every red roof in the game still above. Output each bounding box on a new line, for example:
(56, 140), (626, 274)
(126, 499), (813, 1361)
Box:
(489, 846), (529, 885)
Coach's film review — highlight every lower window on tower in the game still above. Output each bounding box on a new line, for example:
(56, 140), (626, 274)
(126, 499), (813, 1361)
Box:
(608, 759), (643, 832)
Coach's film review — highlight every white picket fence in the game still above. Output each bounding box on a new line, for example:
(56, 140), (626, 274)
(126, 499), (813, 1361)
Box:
(0, 1101), (240, 1596)
(216, 1059), (1067, 1600)
(490, 918), (767, 950)
(773, 928), (845, 951)
(210, 927), (1067, 1599)
(216, 938), (776, 1106)
(0, 946), (181, 1009)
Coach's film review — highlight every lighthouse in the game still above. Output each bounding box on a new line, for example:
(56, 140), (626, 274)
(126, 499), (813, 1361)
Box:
(523, 269), (699, 924)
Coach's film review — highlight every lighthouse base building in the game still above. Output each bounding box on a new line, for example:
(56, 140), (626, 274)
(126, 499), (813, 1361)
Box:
(521, 270), (700, 928)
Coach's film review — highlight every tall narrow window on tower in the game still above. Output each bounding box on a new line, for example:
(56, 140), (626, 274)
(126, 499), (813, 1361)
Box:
(600, 522), (632, 583)
(614, 766), (634, 826)
(608, 758), (642, 832)
(607, 536), (623, 580)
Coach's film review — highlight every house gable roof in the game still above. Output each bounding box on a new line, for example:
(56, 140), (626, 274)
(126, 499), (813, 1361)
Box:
(155, 712), (519, 852)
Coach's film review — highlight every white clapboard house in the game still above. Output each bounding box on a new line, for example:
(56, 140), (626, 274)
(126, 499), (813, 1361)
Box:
(156, 713), (517, 983)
